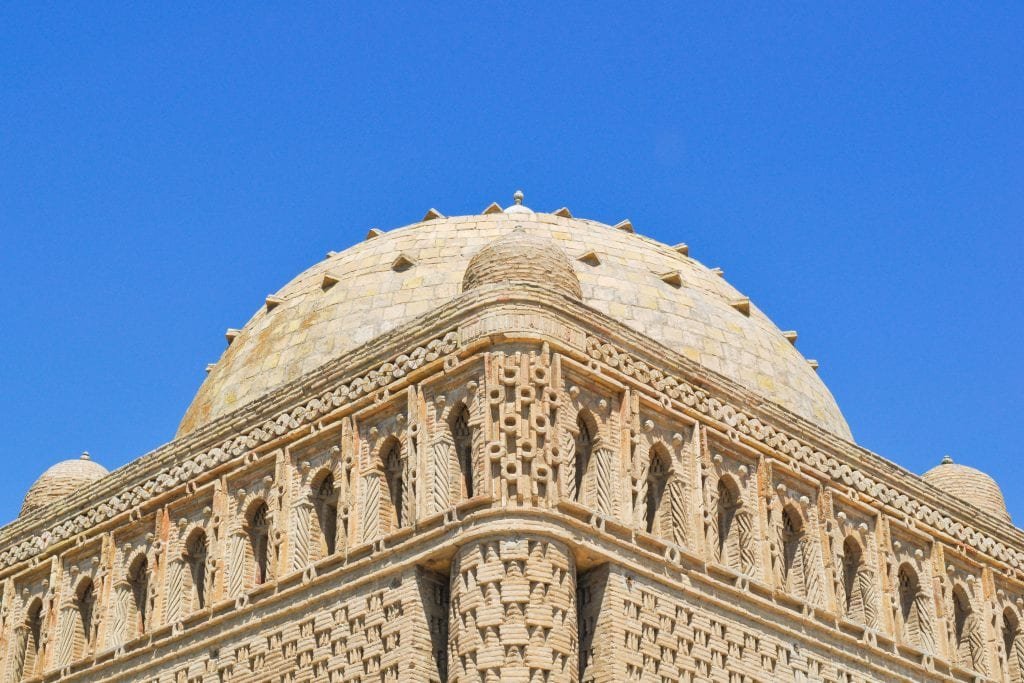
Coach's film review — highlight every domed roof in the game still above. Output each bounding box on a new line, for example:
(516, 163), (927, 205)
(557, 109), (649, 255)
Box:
(21, 453), (108, 516)
(922, 456), (1010, 522)
(462, 227), (582, 299)
(179, 200), (851, 440)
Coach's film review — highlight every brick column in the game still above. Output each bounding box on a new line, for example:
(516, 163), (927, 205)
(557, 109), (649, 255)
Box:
(449, 536), (577, 683)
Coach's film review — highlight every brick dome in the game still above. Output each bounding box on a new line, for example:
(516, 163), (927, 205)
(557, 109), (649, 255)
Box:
(21, 454), (108, 517)
(462, 227), (582, 299)
(922, 456), (1010, 522)
(179, 200), (851, 440)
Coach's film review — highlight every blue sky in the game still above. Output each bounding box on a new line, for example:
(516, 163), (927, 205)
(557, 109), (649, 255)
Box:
(1, 4), (1021, 525)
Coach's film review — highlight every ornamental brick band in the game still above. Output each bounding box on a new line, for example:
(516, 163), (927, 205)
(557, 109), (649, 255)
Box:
(3, 201), (1019, 683)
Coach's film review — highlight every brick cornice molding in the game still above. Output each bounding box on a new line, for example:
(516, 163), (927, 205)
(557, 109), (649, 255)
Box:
(2, 286), (1020, 580)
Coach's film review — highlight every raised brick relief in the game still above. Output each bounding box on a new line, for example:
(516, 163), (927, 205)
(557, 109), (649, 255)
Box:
(449, 537), (576, 682)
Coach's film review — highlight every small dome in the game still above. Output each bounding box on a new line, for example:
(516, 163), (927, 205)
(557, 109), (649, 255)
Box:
(462, 227), (582, 299)
(922, 456), (1010, 522)
(21, 453), (108, 517)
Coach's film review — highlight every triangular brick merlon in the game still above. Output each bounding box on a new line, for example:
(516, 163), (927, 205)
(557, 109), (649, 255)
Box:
(392, 254), (415, 272)
(659, 271), (682, 287)
(730, 298), (751, 316)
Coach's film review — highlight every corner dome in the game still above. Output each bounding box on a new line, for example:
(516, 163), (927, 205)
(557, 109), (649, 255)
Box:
(462, 227), (582, 299)
(923, 456), (1010, 522)
(179, 208), (851, 440)
(21, 453), (108, 517)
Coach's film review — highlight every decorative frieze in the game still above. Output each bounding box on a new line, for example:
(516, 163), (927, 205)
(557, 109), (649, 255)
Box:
(2, 325), (1023, 682)
(0, 331), (458, 571)
(583, 335), (1024, 571)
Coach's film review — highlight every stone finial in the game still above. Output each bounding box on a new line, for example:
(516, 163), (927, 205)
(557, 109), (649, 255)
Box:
(81, 452), (91, 461)
(941, 455), (954, 465)
(505, 190), (532, 214)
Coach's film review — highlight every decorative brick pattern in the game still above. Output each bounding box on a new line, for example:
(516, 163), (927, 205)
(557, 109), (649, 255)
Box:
(3, 207), (1021, 683)
(449, 537), (576, 683)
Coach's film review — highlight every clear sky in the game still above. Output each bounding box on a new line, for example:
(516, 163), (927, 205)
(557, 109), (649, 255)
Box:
(1, 4), (1021, 526)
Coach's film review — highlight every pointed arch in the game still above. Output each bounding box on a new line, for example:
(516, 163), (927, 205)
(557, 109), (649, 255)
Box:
(841, 536), (870, 624)
(1003, 607), (1024, 683)
(246, 500), (272, 587)
(781, 506), (805, 597)
(645, 444), (671, 535)
(381, 437), (404, 530)
(127, 554), (150, 638)
(449, 402), (474, 501)
(71, 577), (96, 661)
(16, 597), (44, 680)
(184, 528), (209, 611)
(898, 563), (932, 652)
(572, 409), (598, 504)
(716, 476), (743, 571)
(952, 584), (986, 673)
(311, 470), (339, 560)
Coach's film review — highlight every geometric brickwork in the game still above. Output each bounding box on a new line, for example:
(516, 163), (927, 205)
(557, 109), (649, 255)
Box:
(1, 197), (1020, 683)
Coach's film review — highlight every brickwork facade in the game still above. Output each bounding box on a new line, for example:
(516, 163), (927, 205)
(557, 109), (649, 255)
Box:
(2, 206), (1021, 682)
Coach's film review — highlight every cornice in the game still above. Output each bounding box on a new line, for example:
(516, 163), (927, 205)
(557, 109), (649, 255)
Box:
(2, 285), (1020, 578)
